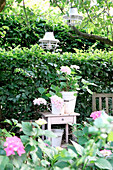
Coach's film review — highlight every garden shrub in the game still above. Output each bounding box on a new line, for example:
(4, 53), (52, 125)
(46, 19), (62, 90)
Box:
(0, 13), (110, 52)
(0, 111), (113, 169)
(0, 45), (112, 121)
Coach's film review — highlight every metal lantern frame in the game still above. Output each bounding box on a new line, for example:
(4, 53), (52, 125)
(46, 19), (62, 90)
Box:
(63, 7), (83, 26)
(39, 32), (59, 50)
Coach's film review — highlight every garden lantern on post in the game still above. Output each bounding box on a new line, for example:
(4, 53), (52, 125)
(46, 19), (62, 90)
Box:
(63, 7), (83, 26)
(39, 32), (59, 50)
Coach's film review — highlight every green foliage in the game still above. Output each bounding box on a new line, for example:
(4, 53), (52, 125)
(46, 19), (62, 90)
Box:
(0, 0), (113, 50)
(72, 111), (113, 169)
(50, 0), (113, 44)
(0, 45), (112, 121)
(1, 111), (113, 169)
(0, 119), (57, 169)
(0, 12), (110, 51)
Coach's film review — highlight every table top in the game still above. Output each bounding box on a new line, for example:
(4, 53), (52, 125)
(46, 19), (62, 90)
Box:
(41, 112), (80, 117)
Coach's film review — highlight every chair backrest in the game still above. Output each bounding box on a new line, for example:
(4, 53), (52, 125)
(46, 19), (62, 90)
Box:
(92, 93), (113, 114)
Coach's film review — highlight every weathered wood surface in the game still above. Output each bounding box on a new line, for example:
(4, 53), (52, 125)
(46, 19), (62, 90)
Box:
(92, 93), (113, 114)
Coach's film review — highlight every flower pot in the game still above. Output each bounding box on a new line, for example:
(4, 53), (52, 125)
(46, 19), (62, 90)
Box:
(51, 129), (64, 147)
(61, 91), (77, 114)
(52, 103), (64, 115)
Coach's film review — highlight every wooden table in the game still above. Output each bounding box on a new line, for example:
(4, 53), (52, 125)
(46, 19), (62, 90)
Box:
(41, 112), (80, 143)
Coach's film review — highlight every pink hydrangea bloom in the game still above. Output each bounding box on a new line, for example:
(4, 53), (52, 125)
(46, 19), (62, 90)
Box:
(50, 95), (64, 109)
(100, 149), (112, 157)
(90, 111), (102, 120)
(60, 66), (71, 75)
(4, 136), (25, 157)
(33, 98), (47, 105)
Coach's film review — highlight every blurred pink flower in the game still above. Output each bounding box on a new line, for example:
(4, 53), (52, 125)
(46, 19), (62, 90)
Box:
(4, 136), (25, 156)
(90, 111), (102, 120)
(50, 95), (64, 109)
(60, 66), (71, 75)
(45, 143), (49, 147)
(33, 98), (47, 105)
(100, 149), (112, 157)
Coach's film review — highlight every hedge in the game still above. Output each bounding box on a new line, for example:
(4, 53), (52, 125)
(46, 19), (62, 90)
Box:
(0, 45), (113, 122)
(0, 13), (110, 52)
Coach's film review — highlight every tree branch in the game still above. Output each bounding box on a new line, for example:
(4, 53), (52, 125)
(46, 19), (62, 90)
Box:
(84, 7), (95, 25)
(23, 0), (29, 26)
(0, 0), (6, 12)
(51, 0), (65, 14)
(71, 26), (113, 46)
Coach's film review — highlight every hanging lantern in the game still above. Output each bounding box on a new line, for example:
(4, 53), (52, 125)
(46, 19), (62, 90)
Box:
(39, 32), (59, 50)
(63, 7), (83, 26)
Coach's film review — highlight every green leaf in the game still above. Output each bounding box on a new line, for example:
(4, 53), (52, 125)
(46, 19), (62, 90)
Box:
(88, 126), (99, 133)
(95, 158), (112, 170)
(83, 126), (88, 135)
(15, 0), (23, 3)
(34, 166), (45, 170)
(12, 155), (26, 169)
(86, 87), (93, 94)
(1, 129), (12, 137)
(22, 122), (33, 136)
(4, 119), (12, 126)
(36, 146), (43, 160)
(0, 149), (6, 155)
(71, 140), (84, 156)
(44, 130), (57, 138)
(2, 26), (9, 30)
(12, 119), (18, 125)
(20, 135), (29, 144)
(0, 156), (9, 170)
(41, 160), (50, 167)
(60, 82), (67, 87)
(108, 131), (113, 142)
(78, 136), (88, 145)
(54, 161), (70, 168)
(48, 90), (56, 96)
(50, 85), (61, 93)
(25, 145), (35, 154)
(5, 163), (13, 170)
(38, 87), (46, 95)
(94, 117), (109, 128)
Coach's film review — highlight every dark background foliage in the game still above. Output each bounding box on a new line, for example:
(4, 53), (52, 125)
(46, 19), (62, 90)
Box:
(0, 45), (112, 122)
(0, 13), (110, 52)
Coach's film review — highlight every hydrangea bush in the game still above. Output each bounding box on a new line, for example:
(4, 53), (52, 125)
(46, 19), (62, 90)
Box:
(0, 110), (113, 169)
(56, 65), (96, 93)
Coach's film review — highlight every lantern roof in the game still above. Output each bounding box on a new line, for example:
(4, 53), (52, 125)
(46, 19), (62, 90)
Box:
(63, 7), (83, 25)
(39, 32), (59, 43)
(39, 32), (59, 50)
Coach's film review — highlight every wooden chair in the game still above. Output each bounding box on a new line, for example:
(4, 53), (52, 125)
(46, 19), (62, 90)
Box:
(92, 93), (113, 115)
